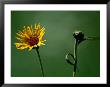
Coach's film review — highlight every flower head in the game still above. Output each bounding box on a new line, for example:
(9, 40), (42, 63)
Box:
(73, 31), (84, 40)
(15, 23), (46, 51)
(73, 31), (85, 44)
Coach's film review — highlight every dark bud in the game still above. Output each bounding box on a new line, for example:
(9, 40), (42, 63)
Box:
(73, 31), (85, 44)
(73, 31), (84, 40)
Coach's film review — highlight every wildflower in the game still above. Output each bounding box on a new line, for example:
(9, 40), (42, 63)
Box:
(15, 23), (46, 51)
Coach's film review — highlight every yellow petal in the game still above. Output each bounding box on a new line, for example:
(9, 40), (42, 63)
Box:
(16, 37), (22, 41)
(28, 46), (33, 51)
(16, 33), (25, 38)
(41, 43), (45, 45)
(41, 40), (46, 42)
(36, 23), (41, 29)
(15, 43), (29, 50)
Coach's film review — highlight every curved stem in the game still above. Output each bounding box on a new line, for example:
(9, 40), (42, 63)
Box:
(74, 39), (78, 59)
(73, 39), (78, 76)
(35, 47), (44, 77)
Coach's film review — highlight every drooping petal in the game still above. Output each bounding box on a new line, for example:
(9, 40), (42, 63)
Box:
(15, 43), (29, 50)
(28, 46), (33, 51)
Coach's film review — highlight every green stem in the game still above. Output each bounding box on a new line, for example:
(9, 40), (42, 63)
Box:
(35, 47), (44, 77)
(73, 39), (78, 76)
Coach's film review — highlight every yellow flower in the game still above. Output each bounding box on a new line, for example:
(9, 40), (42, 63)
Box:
(15, 23), (46, 51)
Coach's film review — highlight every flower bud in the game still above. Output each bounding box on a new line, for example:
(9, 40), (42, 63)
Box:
(73, 31), (84, 41)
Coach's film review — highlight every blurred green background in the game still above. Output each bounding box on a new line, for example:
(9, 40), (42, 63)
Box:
(11, 11), (100, 77)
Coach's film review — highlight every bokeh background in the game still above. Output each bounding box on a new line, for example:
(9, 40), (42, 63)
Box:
(11, 11), (100, 77)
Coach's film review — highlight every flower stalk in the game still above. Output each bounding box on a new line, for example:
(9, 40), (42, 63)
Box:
(73, 39), (78, 76)
(66, 31), (99, 76)
(72, 31), (84, 76)
(66, 31), (85, 77)
(15, 23), (46, 77)
(35, 47), (44, 77)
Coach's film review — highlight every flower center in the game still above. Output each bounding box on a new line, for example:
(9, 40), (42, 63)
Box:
(26, 37), (39, 46)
